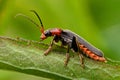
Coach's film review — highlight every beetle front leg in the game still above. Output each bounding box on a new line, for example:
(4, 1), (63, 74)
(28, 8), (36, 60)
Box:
(44, 38), (54, 56)
(64, 45), (70, 66)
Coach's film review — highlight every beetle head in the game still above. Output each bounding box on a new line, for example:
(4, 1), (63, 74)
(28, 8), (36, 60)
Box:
(30, 10), (53, 40)
(41, 30), (52, 40)
(15, 10), (52, 40)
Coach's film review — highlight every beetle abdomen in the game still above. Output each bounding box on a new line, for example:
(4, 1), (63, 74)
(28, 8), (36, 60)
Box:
(79, 44), (106, 62)
(63, 30), (104, 57)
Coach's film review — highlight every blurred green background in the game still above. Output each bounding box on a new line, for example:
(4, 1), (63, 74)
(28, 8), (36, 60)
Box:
(0, 0), (120, 80)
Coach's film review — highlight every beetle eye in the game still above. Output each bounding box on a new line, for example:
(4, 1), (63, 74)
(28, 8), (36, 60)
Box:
(44, 30), (51, 37)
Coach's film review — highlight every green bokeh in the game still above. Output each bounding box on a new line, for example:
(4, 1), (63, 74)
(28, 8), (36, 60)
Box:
(0, 0), (120, 80)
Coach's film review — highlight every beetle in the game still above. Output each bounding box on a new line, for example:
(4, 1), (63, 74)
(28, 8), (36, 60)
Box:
(16, 10), (107, 67)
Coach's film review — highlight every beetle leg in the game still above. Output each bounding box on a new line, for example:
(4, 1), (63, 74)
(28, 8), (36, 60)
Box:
(64, 45), (70, 66)
(73, 36), (85, 68)
(78, 53), (84, 68)
(44, 38), (54, 56)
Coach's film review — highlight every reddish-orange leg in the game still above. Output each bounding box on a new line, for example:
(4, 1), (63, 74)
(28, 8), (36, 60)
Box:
(75, 37), (85, 68)
(64, 45), (70, 66)
(78, 53), (84, 68)
(44, 38), (54, 56)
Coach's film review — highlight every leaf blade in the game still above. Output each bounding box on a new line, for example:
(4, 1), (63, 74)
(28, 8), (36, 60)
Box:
(0, 36), (120, 80)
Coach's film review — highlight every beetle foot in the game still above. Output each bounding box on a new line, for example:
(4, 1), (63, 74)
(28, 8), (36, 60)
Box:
(78, 53), (85, 68)
(44, 46), (52, 56)
(64, 53), (70, 67)
(81, 63), (85, 68)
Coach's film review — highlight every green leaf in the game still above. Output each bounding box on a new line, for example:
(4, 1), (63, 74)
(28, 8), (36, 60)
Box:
(0, 36), (120, 80)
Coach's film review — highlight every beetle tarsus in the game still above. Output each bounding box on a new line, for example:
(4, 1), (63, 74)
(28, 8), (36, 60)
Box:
(78, 53), (84, 68)
(64, 45), (70, 66)
(44, 46), (52, 56)
(44, 37), (54, 56)
(64, 53), (70, 66)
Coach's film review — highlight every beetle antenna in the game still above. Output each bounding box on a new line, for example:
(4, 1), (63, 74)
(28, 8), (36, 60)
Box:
(15, 13), (40, 28)
(30, 10), (44, 33)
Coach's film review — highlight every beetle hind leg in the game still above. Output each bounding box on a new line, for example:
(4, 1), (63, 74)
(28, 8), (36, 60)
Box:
(72, 36), (85, 68)
(78, 53), (84, 68)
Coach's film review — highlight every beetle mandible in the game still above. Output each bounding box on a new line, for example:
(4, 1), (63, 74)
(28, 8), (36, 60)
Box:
(17, 10), (107, 67)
